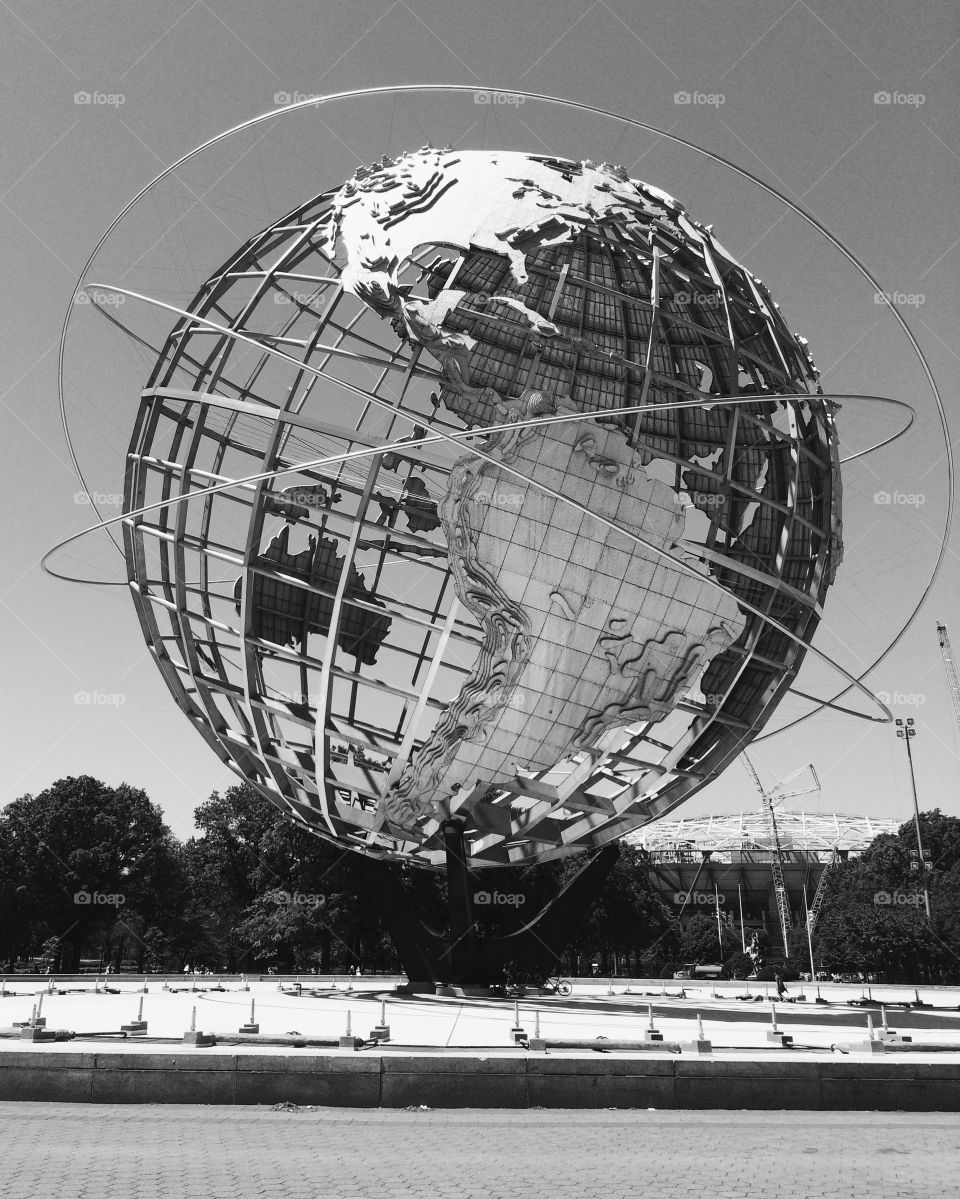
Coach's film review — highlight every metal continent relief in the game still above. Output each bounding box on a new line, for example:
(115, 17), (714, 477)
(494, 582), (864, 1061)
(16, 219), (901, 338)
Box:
(381, 390), (744, 833)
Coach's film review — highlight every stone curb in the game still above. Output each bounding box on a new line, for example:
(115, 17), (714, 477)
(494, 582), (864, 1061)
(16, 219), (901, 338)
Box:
(1, 1051), (959, 1109)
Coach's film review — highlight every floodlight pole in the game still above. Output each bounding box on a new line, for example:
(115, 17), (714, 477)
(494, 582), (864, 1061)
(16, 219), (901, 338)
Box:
(896, 718), (931, 919)
(738, 884), (746, 953)
(715, 883), (724, 958)
(803, 886), (817, 983)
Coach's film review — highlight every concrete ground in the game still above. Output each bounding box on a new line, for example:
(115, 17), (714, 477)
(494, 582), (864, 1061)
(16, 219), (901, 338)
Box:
(2, 976), (958, 1056)
(2, 1103), (956, 1199)
(4, 976), (960, 1110)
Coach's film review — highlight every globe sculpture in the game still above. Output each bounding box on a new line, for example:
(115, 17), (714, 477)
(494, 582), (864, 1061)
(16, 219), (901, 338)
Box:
(124, 147), (842, 871)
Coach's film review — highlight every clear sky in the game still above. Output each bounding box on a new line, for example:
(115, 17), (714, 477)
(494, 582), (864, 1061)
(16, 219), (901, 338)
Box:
(1, 0), (958, 841)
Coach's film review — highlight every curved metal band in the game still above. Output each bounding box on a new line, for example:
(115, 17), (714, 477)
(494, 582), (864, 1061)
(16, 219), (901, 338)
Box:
(55, 83), (950, 739)
(46, 286), (896, 726)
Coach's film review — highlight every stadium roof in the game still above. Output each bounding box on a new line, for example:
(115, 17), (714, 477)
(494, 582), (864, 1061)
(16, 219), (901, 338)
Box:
(629, 811), (899, 853)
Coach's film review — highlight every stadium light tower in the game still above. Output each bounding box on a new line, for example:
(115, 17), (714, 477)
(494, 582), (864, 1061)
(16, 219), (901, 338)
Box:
(895, 718), (931, 918)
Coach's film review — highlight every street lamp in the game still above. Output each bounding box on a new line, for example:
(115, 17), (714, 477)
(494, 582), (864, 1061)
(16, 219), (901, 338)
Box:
(895, 718), (932, 918)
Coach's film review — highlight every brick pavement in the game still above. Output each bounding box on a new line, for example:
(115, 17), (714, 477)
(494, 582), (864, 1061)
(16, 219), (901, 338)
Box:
(0, 1103), (955, 1199)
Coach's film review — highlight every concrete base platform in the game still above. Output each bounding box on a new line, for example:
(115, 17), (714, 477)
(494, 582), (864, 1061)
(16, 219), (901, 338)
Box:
(3, 976), (959, 1110)
(1, 1049), (960, 1110)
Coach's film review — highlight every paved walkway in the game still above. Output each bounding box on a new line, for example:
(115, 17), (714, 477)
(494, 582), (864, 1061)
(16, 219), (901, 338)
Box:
(1, 1103), (954, 1198)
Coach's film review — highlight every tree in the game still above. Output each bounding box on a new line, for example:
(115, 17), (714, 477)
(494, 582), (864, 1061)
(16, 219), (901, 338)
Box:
(0, 776), (181, 971)
(184, 783), (405, 972)
(809, 813), (960, 983)
(0, 817), (29, 970)
(181, 785), (288, 970)
(561, 846), (674, 975)
(680, 912), (740, 965)
(723, 950), (754, 979)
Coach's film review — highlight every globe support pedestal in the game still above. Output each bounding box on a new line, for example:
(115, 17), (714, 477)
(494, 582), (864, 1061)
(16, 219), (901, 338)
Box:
(443, 819), (482, 986)
(365, 822), (619, 992)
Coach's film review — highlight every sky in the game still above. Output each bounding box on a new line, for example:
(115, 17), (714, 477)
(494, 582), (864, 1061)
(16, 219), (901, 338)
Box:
(1, 0), (958, 843)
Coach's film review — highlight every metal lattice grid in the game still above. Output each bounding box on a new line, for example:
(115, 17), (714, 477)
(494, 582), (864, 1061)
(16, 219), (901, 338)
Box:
(123, 152), (841, 868)
(632, 810), (898, 859)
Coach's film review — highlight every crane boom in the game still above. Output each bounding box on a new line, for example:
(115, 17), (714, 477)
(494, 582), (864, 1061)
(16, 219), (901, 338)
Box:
(937, 622), (960, 735)
(807, 846), (840, 937)
(742, 752), (792, 958)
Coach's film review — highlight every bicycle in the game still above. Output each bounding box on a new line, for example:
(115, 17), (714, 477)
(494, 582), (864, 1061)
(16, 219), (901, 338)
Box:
(537, 975), (573, 996)
(502, 962), (529, 997)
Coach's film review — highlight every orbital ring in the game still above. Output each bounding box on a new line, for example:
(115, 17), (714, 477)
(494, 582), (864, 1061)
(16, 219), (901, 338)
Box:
(54, 84), (950, 741)
(78, 283), (917, 473)
(47, 284), (908, 726)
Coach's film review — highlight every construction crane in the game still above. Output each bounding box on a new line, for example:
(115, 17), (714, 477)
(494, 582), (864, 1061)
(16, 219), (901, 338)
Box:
(806, 846), (840, 938)
(741, 754), (820, 960)
(937, 622), (960, 737)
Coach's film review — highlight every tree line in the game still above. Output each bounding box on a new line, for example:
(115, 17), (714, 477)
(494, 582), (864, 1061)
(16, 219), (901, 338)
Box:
(1, 775), (958, 981)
